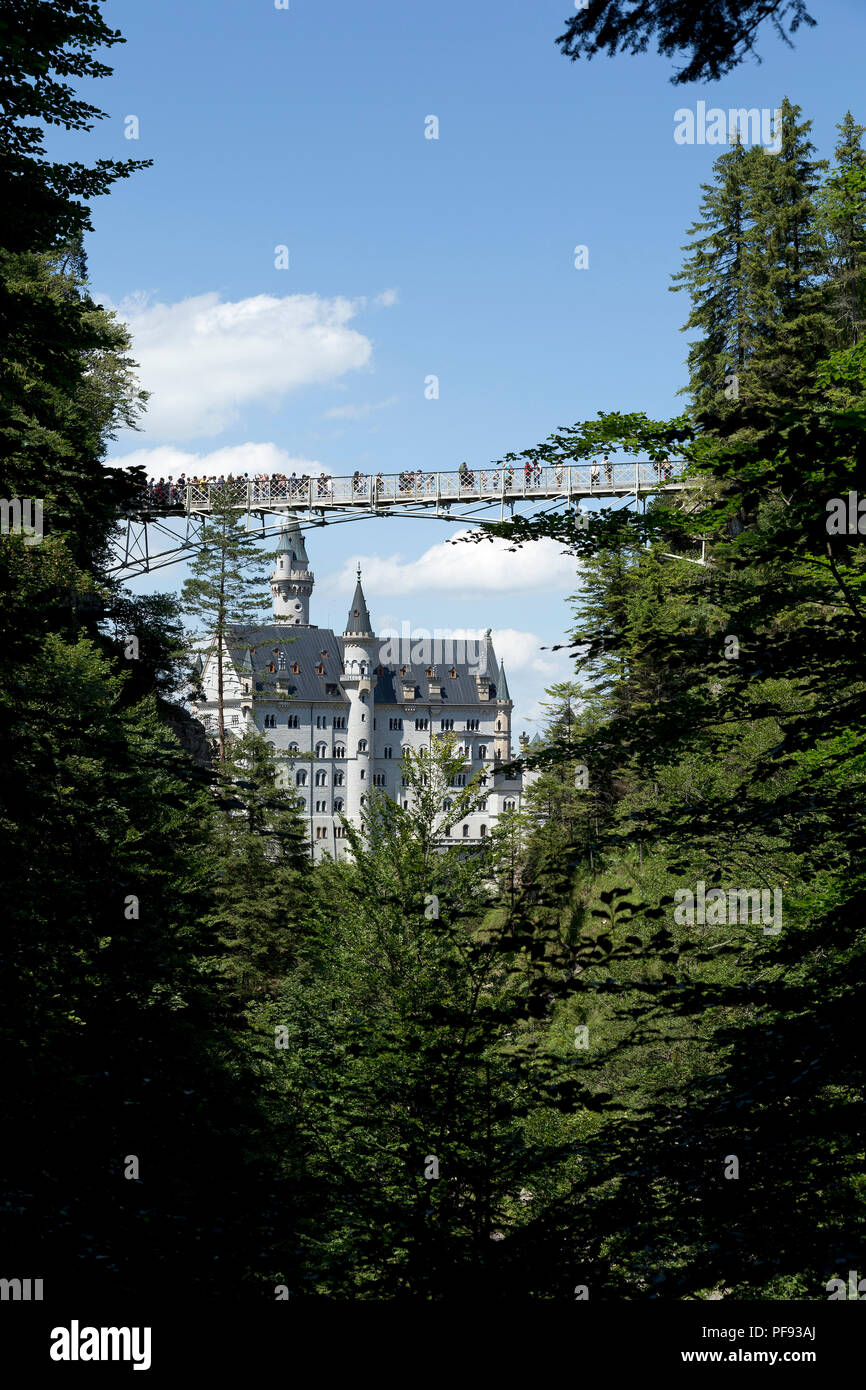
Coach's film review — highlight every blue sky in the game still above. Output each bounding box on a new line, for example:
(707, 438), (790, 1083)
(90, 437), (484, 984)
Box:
(58, 0), (866, 733)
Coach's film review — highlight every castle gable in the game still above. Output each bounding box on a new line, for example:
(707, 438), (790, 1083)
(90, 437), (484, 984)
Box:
(358, 645), (500, 706)
(227, 624), (346, 701)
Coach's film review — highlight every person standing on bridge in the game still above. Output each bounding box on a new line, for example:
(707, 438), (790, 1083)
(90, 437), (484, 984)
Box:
(523, 460), (532, 487)
(590, 461), (600, 488)
(603, 456), (612, 484)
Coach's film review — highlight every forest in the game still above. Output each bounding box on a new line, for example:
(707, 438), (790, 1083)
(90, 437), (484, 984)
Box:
(1, 2), (863, 1310)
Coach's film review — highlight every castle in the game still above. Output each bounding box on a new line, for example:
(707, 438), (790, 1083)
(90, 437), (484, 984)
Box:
(194, 515), (528, 861)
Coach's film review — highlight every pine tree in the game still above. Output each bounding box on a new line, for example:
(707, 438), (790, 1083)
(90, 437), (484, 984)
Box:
(819, 111), (866, 348)
(671, 135), (766, 419)
(181, 498), (274, 762)
(746, 97), (830, 408)
(211, 729), (311, 1005)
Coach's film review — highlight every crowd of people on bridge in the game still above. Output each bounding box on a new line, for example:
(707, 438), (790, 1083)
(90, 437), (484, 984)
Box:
(141, 459), (678, 508)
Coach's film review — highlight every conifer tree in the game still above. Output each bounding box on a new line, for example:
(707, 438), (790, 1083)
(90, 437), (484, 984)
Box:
(211, 730), (310, 1006)
(181, 498), (274, 762)
(746, 97), (830, 408)
(671, 136), (766, 419)
(819, 111), (866, 347)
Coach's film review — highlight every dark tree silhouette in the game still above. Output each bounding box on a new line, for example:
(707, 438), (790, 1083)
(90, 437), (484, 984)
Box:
(557, 1), (817, 85)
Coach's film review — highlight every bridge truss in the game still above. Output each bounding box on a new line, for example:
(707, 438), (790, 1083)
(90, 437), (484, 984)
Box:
(109, 460), (686, 580)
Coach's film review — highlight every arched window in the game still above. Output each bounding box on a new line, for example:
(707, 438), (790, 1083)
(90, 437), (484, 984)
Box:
(480, 824), (487, 838)
(315, 769), (327, 786)
(358, 739), (368, 752)
(315, 742), (327, 758)
(360, 769), (365, 780)
(334, 745), (345, 758)
(462, 825), (469, 838)
(443, 798), (452, 810)
(287, 714), (299, 728)
(478, 745), (487, 759)
(334, 771), (344, 786)
(496, 720), (502, 731)
(296, 770), (307, 787)
(504, 799), (515, 811)
(334, 797), (344, 812)
(360, 794), (367, 806)
(288, 741), (299, 754)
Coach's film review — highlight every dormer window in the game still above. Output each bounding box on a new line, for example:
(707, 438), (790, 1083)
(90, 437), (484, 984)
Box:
(425, 667), (434, 678)
(449, 667), (457, 679)
(291, 661), (300, 674)
(268, 662), (275, 673)
(316, 663), (325, 675)
(320, 650), (329, 658)
(400, 665), (407, 677)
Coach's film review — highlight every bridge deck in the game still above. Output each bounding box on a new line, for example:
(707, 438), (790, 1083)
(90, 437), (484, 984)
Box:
(139, 461), (685, 516)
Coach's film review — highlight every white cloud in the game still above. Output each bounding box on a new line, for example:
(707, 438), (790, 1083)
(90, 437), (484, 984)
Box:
(108, 442), (322, 477)
(373, 288), (399, 308)
(109, 291), (373, 440)
(322, 530), (578, 598)
(323, 396), (398, 421)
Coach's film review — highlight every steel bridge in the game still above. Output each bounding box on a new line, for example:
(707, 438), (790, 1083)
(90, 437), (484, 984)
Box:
(111, 460), (686, 579)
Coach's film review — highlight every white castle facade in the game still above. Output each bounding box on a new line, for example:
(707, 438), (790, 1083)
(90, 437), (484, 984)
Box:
(194, 515), (530, 861)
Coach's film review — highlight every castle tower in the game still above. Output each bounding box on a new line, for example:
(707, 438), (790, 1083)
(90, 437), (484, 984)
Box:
(342, 567), (377, 826)
(494, 663), (512, 763)
(271, 513), (314, 624)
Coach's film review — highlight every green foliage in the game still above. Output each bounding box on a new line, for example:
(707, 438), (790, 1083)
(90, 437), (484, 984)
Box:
(556, 0), (817, 86)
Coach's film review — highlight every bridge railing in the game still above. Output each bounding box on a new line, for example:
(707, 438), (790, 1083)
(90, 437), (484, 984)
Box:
(150, 461), (686, 514)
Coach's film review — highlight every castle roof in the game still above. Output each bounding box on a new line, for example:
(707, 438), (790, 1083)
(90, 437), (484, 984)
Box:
(224, 623), (504, 707)
(344, 569), (374, 638)
(274, 514), (310, 568)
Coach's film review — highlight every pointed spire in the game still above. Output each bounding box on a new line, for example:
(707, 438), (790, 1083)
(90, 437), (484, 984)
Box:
(344, 566), (374, 637)
(274, 512), (309, 568)
(239, 646), (253, 674)
(496, 663), (511, 702)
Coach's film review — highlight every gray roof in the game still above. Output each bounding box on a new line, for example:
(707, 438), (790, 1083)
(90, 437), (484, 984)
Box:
(226, 625), (344, 701)
(344, 574), (374, 637)
(275, 513), (310, 568)
(225, 623), (504, 706)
